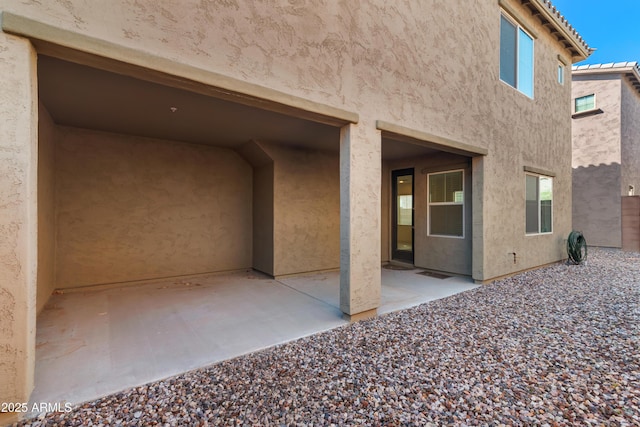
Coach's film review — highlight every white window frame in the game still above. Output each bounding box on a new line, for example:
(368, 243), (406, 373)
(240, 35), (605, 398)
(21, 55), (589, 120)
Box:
(525, 173), (553, 235)
(574, 93), (596, 114)
(557, 63), (564, 85)
(427, 169), (465, 239)
(500, 11), (535, 98)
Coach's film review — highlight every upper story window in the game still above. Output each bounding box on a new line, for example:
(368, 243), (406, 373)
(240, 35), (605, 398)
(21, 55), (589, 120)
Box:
(526, 173), (553, 235)
(557, 64), (565, 85)
(574, 94), (596, 113)
(500, 12), (534, 98)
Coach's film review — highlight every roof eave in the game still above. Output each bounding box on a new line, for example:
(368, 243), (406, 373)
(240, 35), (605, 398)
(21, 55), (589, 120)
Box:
(522, 0), (592, 63)
(573, 64), (640, 96)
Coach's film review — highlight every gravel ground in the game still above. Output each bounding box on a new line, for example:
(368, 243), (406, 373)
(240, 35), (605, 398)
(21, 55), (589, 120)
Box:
(15, 248), (640, 426)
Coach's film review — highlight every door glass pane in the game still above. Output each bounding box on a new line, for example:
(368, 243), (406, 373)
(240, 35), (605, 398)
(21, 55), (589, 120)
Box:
(396, 174), (413, 251)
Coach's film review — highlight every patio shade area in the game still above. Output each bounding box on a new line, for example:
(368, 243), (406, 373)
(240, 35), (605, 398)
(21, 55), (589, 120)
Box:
(30, 268), (478, 411)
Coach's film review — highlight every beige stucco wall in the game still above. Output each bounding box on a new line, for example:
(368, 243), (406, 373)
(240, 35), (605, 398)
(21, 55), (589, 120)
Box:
(621, 78), (640, 197)
(252, 162), (275, 275)
(0, 0), (577, 281)
(36, 102), (56, 313)
(0, 32), (37, 411)
(571, 75), (623, 247)
(55, 127), (252, 288)
(0, 0), (585, 407)
(263, 143), (340, 277)
(572, 164), (622, 247)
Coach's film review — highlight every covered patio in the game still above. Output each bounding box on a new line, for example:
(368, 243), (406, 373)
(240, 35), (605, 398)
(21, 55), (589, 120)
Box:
(30, 268), (477, 410)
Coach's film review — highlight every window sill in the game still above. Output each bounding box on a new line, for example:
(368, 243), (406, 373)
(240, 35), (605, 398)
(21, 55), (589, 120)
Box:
(572, 108), (603, 119)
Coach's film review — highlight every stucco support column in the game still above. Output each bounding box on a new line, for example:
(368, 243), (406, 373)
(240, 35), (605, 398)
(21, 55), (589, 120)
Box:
(0, 32), (38, 420)
(339, 122), (381, 321)
(471, 155), (486, 283)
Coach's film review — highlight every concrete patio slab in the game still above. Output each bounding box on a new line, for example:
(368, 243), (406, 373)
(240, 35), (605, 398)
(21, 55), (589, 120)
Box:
(30, 268), (478, 411)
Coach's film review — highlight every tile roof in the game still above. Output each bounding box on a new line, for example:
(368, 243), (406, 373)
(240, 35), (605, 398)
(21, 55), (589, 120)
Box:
(572, 62), (640, 95)
(517, 0), (593, 62)
(573, 62), (639, 71)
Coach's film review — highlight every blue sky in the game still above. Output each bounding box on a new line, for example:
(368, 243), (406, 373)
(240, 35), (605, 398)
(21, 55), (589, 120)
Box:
(551, 0), (640, 65)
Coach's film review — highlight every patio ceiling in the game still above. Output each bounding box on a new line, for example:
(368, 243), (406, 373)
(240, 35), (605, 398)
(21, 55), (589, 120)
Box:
(38, 55), (437, 161)
(38, 55), (341, 151)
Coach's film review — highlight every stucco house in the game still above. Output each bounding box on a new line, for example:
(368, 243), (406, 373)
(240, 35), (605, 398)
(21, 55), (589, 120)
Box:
(571, 62), (640, 251)
(0, 0), (590, 417)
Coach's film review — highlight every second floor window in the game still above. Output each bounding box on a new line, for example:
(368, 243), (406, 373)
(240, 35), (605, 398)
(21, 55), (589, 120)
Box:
(574, 94), (596, 113)
(500, 12), (534, 98)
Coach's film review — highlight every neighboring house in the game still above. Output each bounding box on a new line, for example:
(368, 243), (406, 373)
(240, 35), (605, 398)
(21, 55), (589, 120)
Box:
(0, 0), (590, 414)
(571, 62), (640, 250)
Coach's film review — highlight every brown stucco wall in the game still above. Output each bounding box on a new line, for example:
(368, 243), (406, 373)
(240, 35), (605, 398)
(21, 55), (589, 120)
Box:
(55, 127), (253, 288)
(266, 143), (340, 277)
(0, 0), (585, 408)
(252, 162), (275, 275)
(621, 78), (640, 197)
(571, 75), (622, 247)
(36, 102), (56, 313)
(0, 0), (577, 281)
(572, 164), (622, 247)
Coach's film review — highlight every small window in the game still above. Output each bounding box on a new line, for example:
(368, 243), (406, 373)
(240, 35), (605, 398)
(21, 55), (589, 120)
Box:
(428, 170), (464, 237)
(526, 174), (553, 234)
(557, 64), (564, 84)
(574, 94), (596, 113)
(500, 12), (534, 98)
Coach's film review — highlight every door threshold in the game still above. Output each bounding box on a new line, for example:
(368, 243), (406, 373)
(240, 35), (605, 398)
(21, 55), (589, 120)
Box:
(385, 260), (415, 270)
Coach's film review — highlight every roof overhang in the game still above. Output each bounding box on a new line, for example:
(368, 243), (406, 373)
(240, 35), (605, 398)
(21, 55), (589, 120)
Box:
(510, 0), (593, 63)
(573, 62), (640, 96)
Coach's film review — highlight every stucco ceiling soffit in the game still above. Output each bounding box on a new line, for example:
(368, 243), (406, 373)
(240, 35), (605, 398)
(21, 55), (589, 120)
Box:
(376, 121), (488, 158)
(511, 0), (592, 62)
(0, 11), (358, 128)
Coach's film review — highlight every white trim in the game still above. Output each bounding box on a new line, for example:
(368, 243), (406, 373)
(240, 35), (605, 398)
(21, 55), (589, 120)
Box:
(525, 172), (553, 236)
(574, 93), (597, 114)
(558, 63), (565, 85)
(427, 169), (465, 239)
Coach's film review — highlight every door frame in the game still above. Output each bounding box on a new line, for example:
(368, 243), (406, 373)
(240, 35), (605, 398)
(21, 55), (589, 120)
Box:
(391, 168), (415, 264)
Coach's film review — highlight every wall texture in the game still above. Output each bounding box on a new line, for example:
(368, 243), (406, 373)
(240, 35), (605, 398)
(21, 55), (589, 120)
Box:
(0, 0), (578, 282)
(622, 196), (640, 252)
(266, 143), (340, 277)
(0, 0), (586, 408)
(572, 164), (622, 247)
(55, 127), (252, 287)
(571, 76), (622, 247)
(36, 102), (56, 313)
(0, 32), (37, 411)
(621, 78), (640, 197)
(252, 162), (275, 275)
